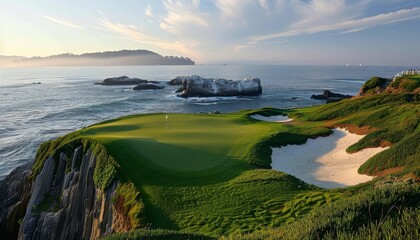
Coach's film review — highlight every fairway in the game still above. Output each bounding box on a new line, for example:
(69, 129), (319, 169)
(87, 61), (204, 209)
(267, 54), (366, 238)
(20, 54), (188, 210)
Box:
(82, 114), (267, 174)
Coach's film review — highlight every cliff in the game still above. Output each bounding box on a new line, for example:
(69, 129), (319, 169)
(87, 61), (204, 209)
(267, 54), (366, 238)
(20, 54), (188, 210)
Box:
(0, 140), (143, 240)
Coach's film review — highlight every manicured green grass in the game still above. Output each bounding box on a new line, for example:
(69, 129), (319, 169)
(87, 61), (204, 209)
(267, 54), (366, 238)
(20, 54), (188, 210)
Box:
(82, 113), (274, 174)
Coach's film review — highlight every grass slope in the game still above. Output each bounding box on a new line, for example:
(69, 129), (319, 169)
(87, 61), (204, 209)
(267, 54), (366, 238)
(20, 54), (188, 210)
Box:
(222, 184), (420, 240)
(31, 93), (419, 239)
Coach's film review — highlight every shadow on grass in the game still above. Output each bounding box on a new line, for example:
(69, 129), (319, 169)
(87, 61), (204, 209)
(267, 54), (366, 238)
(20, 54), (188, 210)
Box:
(103, 138), (251, 187)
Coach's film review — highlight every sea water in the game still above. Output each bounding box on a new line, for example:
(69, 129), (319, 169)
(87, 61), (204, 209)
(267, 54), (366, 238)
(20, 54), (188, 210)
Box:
(0, 64), (408, 179)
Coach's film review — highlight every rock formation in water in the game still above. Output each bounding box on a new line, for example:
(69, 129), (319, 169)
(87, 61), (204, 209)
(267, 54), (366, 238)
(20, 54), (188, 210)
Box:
(0, 144), (135, 240)
(96, 76), (149, 85)
(311, 90), (352, 103)
(176, 75), (263, 98)
(133, 83), (164, 90)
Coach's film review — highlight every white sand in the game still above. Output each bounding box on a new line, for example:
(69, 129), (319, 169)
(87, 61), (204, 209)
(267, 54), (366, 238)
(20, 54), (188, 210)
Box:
(271, 129), (389, 189)
(250, 114), (293, 123)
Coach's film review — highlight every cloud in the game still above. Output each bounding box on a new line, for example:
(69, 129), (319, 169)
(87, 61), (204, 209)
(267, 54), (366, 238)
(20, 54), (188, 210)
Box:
(145, 4), (153, 17)
(215, 0), (254, 25)
(160, 0), (209, 35)
(259, 0), (269, 10)
(43, 16), (85, 30)
(340, 28), (367, 34)
(247, 7), (420, 43)
(97, 18), (201, 60)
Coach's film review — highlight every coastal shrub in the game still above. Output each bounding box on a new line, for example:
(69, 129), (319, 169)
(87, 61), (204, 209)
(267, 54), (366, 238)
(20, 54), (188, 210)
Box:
(401, 79), (420, 92)
(223, 185), (420, 240)
(359, 130), (420, 176)
(104, 228), (216, 240)
(360, 76), (388, 94)
(390, 77), (420, 92)
(294, 93), (418, 121)
(86, 141), (120, 190)
(113, 182), (147, 229)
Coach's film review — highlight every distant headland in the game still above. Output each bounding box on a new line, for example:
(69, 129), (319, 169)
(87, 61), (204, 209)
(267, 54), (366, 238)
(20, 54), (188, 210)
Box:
(0, 49), (195, 67)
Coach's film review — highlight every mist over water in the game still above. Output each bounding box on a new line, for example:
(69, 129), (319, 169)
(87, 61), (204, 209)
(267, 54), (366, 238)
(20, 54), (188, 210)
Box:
(0, 65), (407, 179)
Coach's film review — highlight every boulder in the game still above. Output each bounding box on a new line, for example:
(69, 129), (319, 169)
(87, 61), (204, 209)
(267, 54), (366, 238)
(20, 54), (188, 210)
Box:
(133, 83), (164, 91)
(96, 76), (149, 85)
(177, 75), (262, 98)
(168, 76), (184, 85)
(311, 90), (352, 103)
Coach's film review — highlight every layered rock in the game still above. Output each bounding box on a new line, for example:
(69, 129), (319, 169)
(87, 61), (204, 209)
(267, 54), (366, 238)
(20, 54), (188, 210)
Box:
(177, 75), (262, 98)
(0, 162), (32, 239)
(311, 90), (352, 103)
(96, 76), (149, 86)
(0, 145), (133, 240)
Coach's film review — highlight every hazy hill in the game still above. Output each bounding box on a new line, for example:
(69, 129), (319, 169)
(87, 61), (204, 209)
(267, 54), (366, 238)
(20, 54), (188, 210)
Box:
(0, 49), (195, 67)
(0, 55), (27, 66)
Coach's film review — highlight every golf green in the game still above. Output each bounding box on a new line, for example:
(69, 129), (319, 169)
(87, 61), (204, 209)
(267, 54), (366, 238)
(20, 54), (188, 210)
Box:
(81, 113), (269, 175)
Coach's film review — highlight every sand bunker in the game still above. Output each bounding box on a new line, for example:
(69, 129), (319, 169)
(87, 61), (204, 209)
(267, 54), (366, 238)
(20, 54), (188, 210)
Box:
(271, 129), (388, 189)
(250, 114), (293, 122)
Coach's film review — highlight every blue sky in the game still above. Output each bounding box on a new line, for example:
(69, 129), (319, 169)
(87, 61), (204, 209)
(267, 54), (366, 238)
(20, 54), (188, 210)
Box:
(0, 0), (419, 65)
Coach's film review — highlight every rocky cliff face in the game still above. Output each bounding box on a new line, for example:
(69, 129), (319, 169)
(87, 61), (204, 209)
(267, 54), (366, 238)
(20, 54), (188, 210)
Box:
(0, 145), (132, 240)
(177, 75), (263, 98)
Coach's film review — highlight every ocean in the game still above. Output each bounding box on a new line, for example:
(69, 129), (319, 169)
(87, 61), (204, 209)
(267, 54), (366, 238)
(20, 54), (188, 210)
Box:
(0, 64), (408, 179)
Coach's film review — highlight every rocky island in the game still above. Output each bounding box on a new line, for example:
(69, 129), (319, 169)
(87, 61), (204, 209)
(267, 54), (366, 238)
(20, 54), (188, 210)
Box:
(175, 75), (263, 98)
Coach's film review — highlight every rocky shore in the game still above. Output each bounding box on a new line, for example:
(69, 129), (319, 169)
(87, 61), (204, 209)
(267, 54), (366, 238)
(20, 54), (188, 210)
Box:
(0, 145), (132, 240)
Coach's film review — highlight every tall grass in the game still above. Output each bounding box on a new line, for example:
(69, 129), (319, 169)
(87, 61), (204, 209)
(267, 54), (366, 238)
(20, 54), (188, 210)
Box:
(223, 185), (420, 240)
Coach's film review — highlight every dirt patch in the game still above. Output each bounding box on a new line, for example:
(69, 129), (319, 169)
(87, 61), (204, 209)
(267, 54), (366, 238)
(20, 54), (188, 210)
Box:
(373, 167), (404, 176)
(377, 139), (392, 148)
(112, 196), (132, 232)
(333, 124), (377, 135)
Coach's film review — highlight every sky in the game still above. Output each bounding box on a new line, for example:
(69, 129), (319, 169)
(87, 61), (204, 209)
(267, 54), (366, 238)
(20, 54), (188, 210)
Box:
(0, 0), (419, 65)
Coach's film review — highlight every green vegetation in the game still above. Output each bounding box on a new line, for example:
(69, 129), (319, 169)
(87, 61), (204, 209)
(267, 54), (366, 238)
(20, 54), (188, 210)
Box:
(104, 228), (216, 240)
(407, 75), (420, 80)
(79, 113), (334, 236)
(114, 182), (147, 229)
(390, 76), (420, 92)
(31, 89), (419, 239)
(223, 184), (420, 240)
(360, 76), (389, 95)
